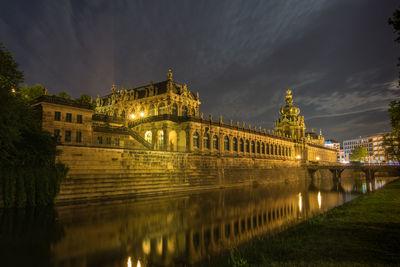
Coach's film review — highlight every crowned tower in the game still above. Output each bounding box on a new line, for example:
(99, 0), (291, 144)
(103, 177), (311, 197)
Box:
(274, 89), (306, 139)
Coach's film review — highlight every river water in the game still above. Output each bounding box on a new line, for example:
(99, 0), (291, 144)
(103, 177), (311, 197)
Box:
(0, 175), (394, 266)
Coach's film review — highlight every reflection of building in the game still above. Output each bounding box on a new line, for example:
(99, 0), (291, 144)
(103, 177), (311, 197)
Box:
(51, 180), (351, 266)
(343, 133), (392, 163)
(34, 70), (337, 163)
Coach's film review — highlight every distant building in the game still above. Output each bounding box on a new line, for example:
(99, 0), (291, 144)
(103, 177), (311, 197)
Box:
(343, 133), (394, 164)
(324, 139), (342, 162)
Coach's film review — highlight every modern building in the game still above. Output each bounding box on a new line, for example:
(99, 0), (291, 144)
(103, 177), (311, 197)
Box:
(343, 133), (394, 164)
(324, 139), (342, 163)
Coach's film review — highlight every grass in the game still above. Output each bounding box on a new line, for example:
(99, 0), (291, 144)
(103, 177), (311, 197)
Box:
(210, 179), (400, 266)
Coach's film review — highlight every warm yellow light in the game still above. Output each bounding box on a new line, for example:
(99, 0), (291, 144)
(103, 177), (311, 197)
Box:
(298, 192), (302, 212)
(137, 260), (141, 267)
(127, 257), (132, 267)
(139, 112), (145, 117)
(130, 114), (135, 119)
(296, 155), (301, 159)
(316, 156), (320, 161)
(318, 191), (321, 209)
(11, 88), (16, 93)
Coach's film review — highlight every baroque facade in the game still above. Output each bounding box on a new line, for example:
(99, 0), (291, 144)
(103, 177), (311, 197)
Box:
(34, 70), (336, 163)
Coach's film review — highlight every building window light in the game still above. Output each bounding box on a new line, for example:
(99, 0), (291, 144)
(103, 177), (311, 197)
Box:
(130, 114), (135, 119)
(296, 155), (301, 159)
(139, 112), (145, 117)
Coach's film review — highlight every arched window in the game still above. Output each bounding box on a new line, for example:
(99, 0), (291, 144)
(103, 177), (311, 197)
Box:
(233, 137), (238, 151)
(148, 105), (155, 116)
(113, 110), (118, 119)
(139, 106), (145, 117)
(158, 103), (166, 115)
(289, 147), (292, 157)
(257, 141), (260, 154)
(158, 131), (164, 147)
(203, 133), (210, 149)
(213, 135), (219, 150)
(239, 139), (244, 152)
(145, 131), (152, 144)
(271, 144), (274, 155)
(130, 108), (135, 118)
(279, 146), (282, 156)
(193, 132), (199, 148)
(275, 144), (278, 155)
(172, 103), (178, 116)
(246, 140), (250, 153)
(262, 143), (265, 154)
(251, 141), (255, 153)
(120, 110), (126, 119)
(266, 143), (270, 154)
(224, 136), (230, 151)
(191, 108), (196, 116)
(182, 106), (188, 116)
(285, 147), (288, 157)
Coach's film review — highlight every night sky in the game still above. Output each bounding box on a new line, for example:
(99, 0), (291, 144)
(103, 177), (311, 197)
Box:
(1, 0), (399, 142)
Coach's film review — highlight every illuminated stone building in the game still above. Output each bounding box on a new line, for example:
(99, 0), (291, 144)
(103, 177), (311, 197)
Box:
(91, 70), (335, 162)
(34, 70), (336, 164)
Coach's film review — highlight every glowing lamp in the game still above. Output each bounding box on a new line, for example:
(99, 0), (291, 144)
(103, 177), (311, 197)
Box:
(139, 112), (145, 117)
(296, 155), (301, 159)
(130, 114), (135, 119)
(316, 156), (320, 161)
(11, 88), (16, 93)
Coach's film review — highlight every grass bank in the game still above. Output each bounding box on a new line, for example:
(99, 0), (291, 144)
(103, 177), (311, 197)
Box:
(211, 179), (400, 266)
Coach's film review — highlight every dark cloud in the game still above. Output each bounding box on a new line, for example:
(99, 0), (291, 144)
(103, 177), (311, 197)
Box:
(1, 0), (399, 141)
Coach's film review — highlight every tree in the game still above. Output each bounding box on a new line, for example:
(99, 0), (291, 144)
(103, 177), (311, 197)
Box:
(383, 100), (400, 163)
(19, 84), (45, 100)
(349, 146), (368, 162)
(389, 8), (400, 86)
(76, 94), (92, 104)
(0, 42), (67, 207)
(58, 91), (71, 100)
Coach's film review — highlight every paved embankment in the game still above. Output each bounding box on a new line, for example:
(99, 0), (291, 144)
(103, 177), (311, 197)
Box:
(211, 178), (400, 266)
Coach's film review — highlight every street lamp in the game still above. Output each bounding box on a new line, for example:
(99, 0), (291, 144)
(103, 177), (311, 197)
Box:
(130, 114), (135, 119)
(139, 112), (145, 117)
(296, 155), (301, 159)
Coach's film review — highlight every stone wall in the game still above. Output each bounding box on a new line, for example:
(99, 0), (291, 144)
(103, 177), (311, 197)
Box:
(56, 145), (305, 204)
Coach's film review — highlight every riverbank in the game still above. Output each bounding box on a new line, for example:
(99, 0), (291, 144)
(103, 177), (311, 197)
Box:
(210, 178), (400, 266)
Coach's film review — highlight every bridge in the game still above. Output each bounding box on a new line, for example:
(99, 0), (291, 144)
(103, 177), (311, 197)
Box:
(307, 164), (400, 182)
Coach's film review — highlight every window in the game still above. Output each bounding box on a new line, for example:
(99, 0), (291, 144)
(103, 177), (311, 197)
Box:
(233, 137), (238, 151)
(148, 105), (155, 116)
(145, 131), (152, 143)
(115, 138), (120, 146)
(172, 103), (178, 116)
(204, 134), (210, 149)
(239, 139), (244, 152)
(54, 129), (60, 142)
(182, 106), (188, 116)
(224, 136), (230, 151)
(257, 142), (260, 153)
(120, 110), (126, 119)
(279, 146), (281, 156)
(66, 113), (72, 122)
(77, 114), (83, 123)
(262, 143), (265, 154)
(246, 140), (250, 152)
(267, 144), (270, 154)
(193, 132), (199, 148)
(251, 141), (255, 153)
(97, 136), (102, 144)
(65, 130), (71, 142)
(113, 110), (118, 119)
(191, 108), (195, 116)
(213, 135), (218, 150)
(274, 145), (278, 155)
(106, 137), (111, 145)
(76, 131), (82, 143)
(54, 111), (61, 121)
(158, 103), (166, 115)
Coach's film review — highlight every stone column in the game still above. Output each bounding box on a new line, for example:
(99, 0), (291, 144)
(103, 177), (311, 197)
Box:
(188, 128), (194, 152)
(199, 130), (204, 152)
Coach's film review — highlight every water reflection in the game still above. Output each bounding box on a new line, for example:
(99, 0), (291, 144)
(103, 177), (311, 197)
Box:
(0, 176), (395, 266)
